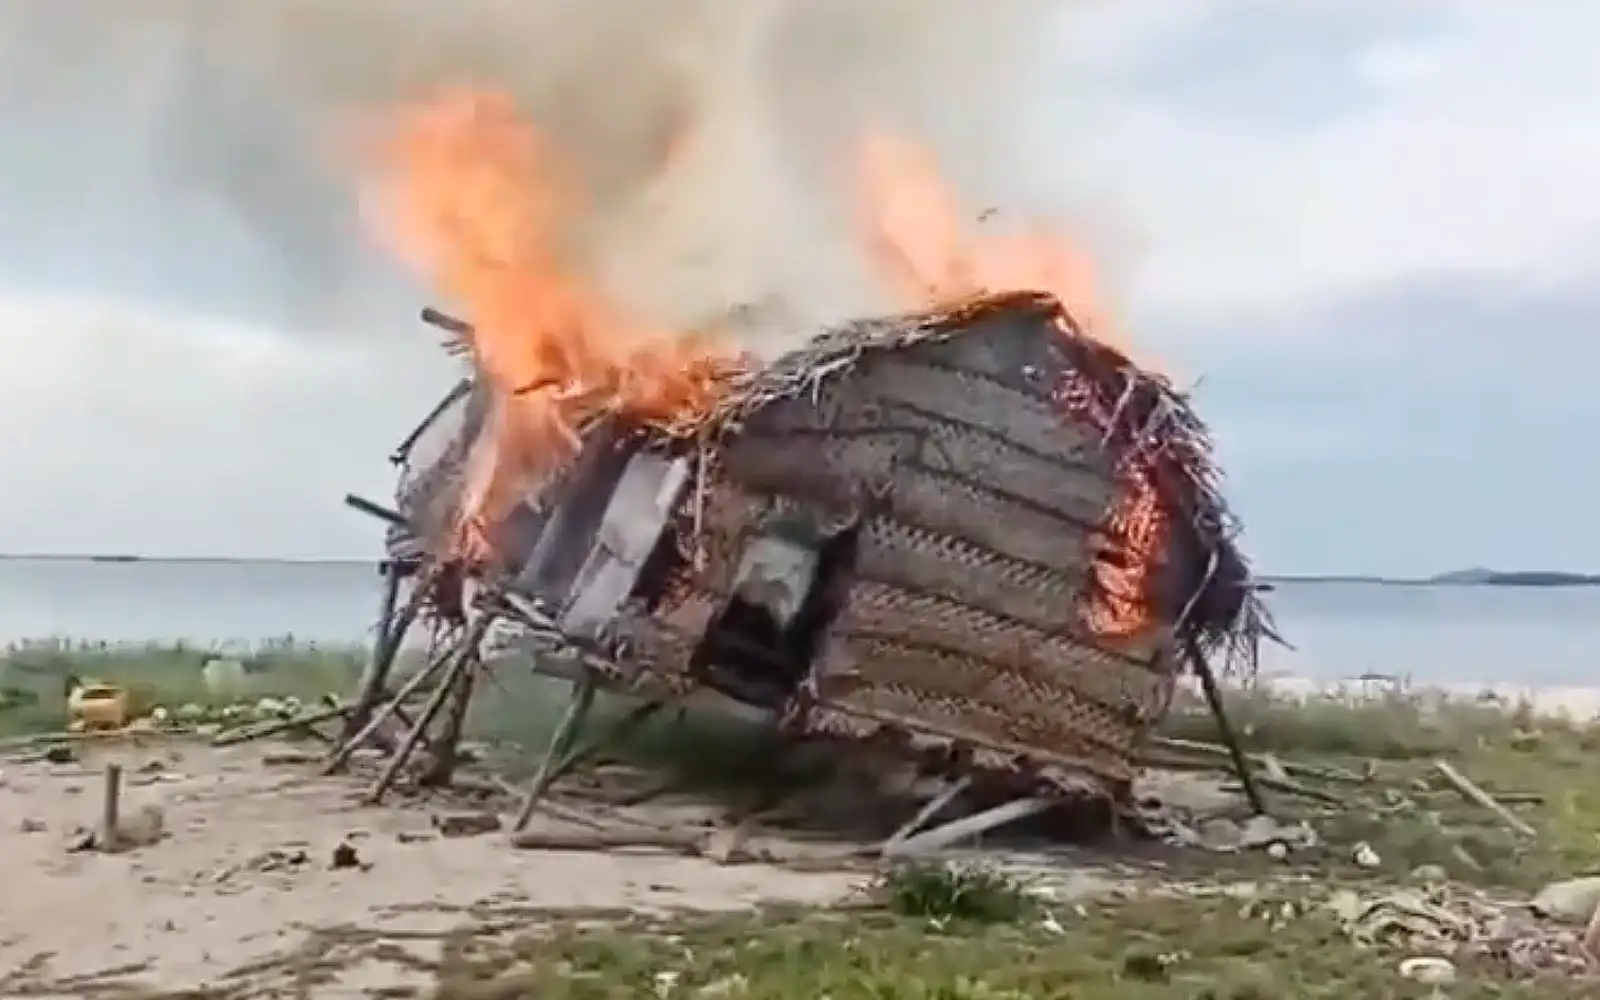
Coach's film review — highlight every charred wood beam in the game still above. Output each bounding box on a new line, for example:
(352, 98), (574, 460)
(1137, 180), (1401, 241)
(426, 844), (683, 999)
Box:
(344, 493), (409, 529)
(421, 306), (472, 337)
(390, 376), (474, 466)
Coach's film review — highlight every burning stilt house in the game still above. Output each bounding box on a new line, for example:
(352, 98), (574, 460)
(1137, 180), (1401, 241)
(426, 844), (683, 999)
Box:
(337, 290), (1270, 840)
(330, 90), (1272, 847)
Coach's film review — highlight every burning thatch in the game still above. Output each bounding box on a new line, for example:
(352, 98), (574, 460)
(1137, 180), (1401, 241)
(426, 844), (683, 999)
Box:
(367, 290), (1269, 804)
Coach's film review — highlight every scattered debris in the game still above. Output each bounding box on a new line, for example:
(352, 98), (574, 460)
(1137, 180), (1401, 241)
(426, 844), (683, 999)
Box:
(1433, 758), (1539, 838)
(1533, 877), (1600, 925)
(431, 810), (501, 838)
(260, 750), (319, 767)
(1398, 956), (1456, 984)
(246, 847), (311, 873)
(329, 841), (363, 870)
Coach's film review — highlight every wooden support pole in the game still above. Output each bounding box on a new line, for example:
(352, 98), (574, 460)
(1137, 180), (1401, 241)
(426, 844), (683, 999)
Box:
(366, 614), (492, 804)
(419, 652), (478, 788)
(324, 649), (448, 775)
(511, 678), (597, 832)
(1183, 635), (1267, 816)
(550, 699), (663, 780)
(342, 564), (421, 747)
(99, 763), (123, 852)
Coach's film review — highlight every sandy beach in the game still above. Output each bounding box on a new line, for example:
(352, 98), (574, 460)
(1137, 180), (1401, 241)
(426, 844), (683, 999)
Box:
(0, 741), (869, 997)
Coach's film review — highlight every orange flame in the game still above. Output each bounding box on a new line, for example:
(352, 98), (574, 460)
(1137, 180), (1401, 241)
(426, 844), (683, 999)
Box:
(853, 131), (1165, 643)
(855, 133), (1125, 356)
(357, 89), (740, 560)
(358, 87), (1166, 641)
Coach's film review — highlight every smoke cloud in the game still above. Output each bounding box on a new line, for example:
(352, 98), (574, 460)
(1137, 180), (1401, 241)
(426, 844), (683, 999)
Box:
(0, 0), (1079, 353)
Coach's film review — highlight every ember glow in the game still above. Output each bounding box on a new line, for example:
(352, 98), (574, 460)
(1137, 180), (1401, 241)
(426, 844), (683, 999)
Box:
(854, 132), (1166, 643)
(360, 88), (1166, 640)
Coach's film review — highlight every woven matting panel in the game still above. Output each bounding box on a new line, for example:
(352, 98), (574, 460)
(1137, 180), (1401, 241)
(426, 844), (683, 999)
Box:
(713, 300), (1181, 790)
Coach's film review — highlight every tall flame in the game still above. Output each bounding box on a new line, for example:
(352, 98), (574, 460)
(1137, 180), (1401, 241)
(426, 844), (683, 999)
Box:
(359, 88), (1165, 640)
(854, 133), (1125, 356)
(358, 89), (740, 559)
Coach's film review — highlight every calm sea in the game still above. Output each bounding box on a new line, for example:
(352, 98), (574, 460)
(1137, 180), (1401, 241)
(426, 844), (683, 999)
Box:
(1, 558), (1596, 687)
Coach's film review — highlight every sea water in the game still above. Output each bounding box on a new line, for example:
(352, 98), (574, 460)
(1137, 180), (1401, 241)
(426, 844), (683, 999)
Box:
(2, 558), (1597, 687)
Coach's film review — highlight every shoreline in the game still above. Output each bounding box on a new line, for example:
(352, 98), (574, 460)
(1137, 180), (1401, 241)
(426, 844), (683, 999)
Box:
(1239, 672), (1600, 720)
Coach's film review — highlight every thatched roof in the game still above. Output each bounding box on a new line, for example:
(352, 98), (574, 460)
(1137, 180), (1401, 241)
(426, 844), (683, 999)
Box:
(653, 290), (1273, 667)
(411, 290), (1273, 667)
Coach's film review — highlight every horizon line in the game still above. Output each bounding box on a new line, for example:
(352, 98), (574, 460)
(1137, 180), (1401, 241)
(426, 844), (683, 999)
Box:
(0, 554), (1584, 584)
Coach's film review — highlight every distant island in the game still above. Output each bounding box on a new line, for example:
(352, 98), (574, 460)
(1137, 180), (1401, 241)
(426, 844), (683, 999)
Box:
(1268, 568), (1600, 587)
(1422, 567), (1600, 587)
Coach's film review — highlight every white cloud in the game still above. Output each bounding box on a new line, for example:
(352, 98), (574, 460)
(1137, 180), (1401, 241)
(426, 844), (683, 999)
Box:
(2, 2), (1597, 565)
(0, 295), (457, 557)
(1040, 4), (1600, 329)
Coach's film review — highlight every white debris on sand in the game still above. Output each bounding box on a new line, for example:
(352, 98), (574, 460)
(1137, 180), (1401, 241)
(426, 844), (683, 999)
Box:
(0, 742), (863, 996)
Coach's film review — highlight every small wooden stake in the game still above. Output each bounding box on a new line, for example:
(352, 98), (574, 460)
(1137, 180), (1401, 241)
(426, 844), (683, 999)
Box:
(99, 763), (123, 852)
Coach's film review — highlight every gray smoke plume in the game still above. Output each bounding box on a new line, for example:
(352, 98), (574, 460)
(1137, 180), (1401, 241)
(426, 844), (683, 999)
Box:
(0, 0), (1084, 354)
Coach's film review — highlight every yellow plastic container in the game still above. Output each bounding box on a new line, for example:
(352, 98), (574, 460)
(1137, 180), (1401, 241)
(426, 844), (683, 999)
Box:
(67, 682), (130, 732)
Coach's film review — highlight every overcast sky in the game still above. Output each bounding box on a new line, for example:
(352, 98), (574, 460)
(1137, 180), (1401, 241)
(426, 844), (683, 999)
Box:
(0, 1), (1595, 577)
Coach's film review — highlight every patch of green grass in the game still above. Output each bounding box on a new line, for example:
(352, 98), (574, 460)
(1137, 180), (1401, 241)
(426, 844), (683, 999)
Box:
(0, 637), (366, 737)
(882, 863), (1038, 925)
(410, 894), (1586, 1000)
(1161, 685), (1600, 891)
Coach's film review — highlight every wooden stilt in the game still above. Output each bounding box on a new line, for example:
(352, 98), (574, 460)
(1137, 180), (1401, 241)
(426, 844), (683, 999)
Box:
(549, 699), (662, 781)
(341, 561), (423, 748)
(505, 697), (665, 835)
(1183, 635), (1266, 815)
(366, 613), (493, 804)
(510, 678), (597, 832)
(418, 649), (478, 787)
(323, 646), (448, 775)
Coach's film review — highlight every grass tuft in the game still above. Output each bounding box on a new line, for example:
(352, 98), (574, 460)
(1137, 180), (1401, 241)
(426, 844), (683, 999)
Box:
(881, 863), (1038, 925)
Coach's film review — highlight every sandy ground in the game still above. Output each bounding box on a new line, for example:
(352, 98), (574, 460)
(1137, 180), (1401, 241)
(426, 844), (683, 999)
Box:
(0, 740), (871, 997)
